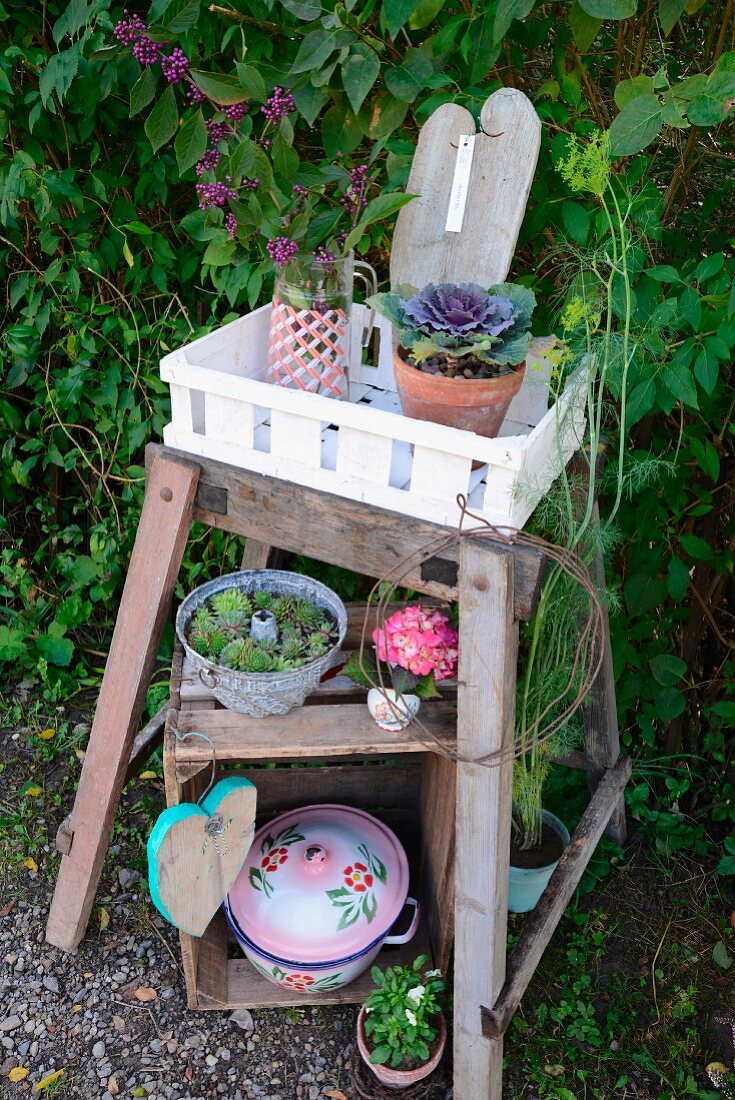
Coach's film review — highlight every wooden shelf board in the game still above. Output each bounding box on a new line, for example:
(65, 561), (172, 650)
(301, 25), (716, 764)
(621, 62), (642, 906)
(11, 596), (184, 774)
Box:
(175, 700), (457, 763)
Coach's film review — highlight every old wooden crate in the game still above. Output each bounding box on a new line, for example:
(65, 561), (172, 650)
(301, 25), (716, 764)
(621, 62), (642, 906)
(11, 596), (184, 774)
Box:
(160, 310), (586, 532)
(163, 602), (457, 1010)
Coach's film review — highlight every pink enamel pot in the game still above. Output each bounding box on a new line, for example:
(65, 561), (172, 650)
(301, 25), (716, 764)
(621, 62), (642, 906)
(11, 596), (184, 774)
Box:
(224, 805), (420, 992)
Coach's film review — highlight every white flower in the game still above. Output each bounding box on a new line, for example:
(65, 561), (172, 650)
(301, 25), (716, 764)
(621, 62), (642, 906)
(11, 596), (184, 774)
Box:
(425, 969), (442, 978)
(407, 984), (425, 1004)
(405, 1008), (417, 1026)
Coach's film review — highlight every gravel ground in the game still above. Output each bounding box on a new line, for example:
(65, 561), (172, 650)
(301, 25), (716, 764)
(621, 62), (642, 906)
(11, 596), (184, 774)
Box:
(0, 704), (452, 1100)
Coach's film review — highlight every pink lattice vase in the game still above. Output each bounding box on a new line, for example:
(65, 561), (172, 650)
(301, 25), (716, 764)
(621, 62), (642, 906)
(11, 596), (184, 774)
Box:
(267, 253), (377, 399)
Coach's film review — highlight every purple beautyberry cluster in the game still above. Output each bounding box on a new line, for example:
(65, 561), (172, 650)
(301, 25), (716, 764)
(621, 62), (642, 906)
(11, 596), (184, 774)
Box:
(313, 247), (336, 263)
(206, 119), (229, 145)
(225, 102), (250, 122)
(225, 213), (238, 239)
(341, 164), (369, 209)
(161, 47), (189, 84)
(261, 87), (294, 124)
(133, 35), (160, 65)
(187, 84), (205, 104)
(242, 177), (260, 190)
(267, 237), (298, 266)
(196, 179), (237, 210)
(113, 10), (146, 45)
(196, 149), (221, 176)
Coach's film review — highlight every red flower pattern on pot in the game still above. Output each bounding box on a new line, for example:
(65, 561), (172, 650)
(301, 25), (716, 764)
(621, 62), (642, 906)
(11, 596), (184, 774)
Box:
(248, 823), (304, 898)
(284, 973), (316, 991)
(250, 960), (345, 993)
(328, 844), (386, 930)
(343, 862), (374, 893)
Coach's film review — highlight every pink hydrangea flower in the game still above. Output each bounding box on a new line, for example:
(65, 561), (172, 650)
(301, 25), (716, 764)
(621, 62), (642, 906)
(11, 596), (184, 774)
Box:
(372, 606), (458, 682)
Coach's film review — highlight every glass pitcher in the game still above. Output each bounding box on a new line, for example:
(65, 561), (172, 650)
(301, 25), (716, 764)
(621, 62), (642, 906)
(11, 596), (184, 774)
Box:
(267, 252), (377, 400)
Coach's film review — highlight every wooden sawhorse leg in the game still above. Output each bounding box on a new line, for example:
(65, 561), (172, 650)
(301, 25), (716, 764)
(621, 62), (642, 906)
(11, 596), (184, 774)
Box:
(454, 541), (518, 1099)
(46, 454), (199, 952)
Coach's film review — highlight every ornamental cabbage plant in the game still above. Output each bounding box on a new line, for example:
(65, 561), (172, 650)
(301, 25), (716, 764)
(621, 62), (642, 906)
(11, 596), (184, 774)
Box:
(368, 281), (536, 367)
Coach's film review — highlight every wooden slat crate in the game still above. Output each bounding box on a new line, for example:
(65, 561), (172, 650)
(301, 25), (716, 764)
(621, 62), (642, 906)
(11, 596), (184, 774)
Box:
(161, 310), (586, 531)
(163, 602), (457, 1010)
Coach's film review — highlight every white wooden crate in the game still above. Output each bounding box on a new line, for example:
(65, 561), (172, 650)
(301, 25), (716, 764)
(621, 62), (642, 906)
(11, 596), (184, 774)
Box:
(160, 305), (586, 530)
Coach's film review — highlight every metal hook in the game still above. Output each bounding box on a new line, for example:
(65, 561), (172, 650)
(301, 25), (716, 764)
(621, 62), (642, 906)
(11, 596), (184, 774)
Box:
(174, 729), (218, 805)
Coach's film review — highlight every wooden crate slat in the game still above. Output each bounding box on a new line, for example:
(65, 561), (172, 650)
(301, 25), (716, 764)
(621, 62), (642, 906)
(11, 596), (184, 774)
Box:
(174, 700), (457, 763)
(204, 391), (255, 447)
(169, 382), (194, 432)
(336, 426), (393, 486)
(410, 445), (473, 503)
(270, 407), (323, 466)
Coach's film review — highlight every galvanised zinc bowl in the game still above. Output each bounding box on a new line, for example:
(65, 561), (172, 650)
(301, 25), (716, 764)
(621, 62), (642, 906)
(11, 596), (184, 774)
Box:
(175, 569), (347, 717)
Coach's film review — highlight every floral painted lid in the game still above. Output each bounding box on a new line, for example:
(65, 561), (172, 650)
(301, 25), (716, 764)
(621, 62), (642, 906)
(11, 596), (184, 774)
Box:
(226, 804), (409, 964)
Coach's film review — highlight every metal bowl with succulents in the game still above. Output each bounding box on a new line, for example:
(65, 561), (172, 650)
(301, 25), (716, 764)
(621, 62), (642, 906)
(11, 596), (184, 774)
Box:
(175, 570), (348, 717)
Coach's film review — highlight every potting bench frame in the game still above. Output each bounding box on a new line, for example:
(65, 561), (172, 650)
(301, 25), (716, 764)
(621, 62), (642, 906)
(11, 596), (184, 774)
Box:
(45, 88), (631, 1099)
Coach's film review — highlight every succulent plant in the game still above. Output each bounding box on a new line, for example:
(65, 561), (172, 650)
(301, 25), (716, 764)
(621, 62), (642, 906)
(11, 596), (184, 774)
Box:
(186, 584), (338, 672)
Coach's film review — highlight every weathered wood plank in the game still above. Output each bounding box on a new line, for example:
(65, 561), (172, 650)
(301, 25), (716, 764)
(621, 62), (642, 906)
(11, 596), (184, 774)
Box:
(210, 763), (422, 814)
(124, 703), (168, 784)
(481, 756), (632, 1040)
(46, 454), (200, 952)
(146, 443), (546, 620)
(391, 90), (540, 290)
(454, 541), (518, 1100)
(174, 700), (456, 764)
(420, 753), (456, 972)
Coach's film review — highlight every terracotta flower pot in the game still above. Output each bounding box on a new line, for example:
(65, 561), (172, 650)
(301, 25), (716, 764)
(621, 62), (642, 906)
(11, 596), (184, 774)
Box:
(393, 346), (525, 439)
(356, 1005), (447, 1091)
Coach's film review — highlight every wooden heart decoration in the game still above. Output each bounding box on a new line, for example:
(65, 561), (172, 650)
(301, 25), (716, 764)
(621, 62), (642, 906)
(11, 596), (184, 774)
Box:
(147, 777), (257, 937)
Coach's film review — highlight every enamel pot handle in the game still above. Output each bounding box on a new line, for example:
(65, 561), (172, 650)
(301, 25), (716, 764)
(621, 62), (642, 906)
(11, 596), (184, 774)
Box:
(383, 897), (420, 945)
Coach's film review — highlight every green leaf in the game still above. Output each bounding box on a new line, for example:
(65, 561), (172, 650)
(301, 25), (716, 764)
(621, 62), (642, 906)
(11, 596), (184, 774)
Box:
(385, 47), (433, 103)
(159, 0), (200, 33)
(370, 1044), (393, 1065)
(712, 941), (732, 969)
(695, 252), (724, 281)
(53, 0), (91, 44)
(561, 201), (590, 244)
(578, 0), (637, 15)
(336, 904), (361, 930)
(679, 534), (714, 560)
(494, 0), (536, 41)
(234, 63), (266, 103)
(645, 264), (683, 283)
(728, 279), (735, 319)
(666, 557), (690, 602)
(272, 131), (299, 180)
(228, 138), (257, 180)
(202, 238), (235, 266)
(689, 437), (720, 481)
(36, 633), (74, 666)
(38, 44), (81, 107)
(144, 85), (178, 152)
(293, 81), (329, 126)
(687, 71), (735, 125)
(659, 0), (687, 32)
(362, 91), (408, 138)
(663, 346), (698, 408)
(291, 30), (338, 74)
(382, 0), (422, 36)
(409, 0), (447, 28)
(609, 94), (664, 156)
(625, 377), (656, 425)
(614, 75), (654, 109)
(569, 1), (601, 49)
(655, 686), (685, 721)
(650, 654), (687, 687)
(130, 66), (157, 117)
(343, 191), (417, 252)
(0, 626), (28, 662)
(341, 45), (381, 114)
(716, 853), (735, 876)
(175, 108), (206, 174)
(694, 347), (719, 394)
(190, 69), (249, 105)
(679, 286), (701, 330)
(321, 103), (363, 159)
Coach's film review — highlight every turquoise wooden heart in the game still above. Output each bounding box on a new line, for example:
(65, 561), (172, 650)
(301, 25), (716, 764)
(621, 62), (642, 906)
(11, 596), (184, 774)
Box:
(148, 777), (257, 937)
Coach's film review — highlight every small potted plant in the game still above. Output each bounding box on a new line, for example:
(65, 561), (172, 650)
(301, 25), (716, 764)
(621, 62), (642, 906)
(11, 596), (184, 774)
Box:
(367, 281), (536, 438)
(176, 570), (347, 717)
(343, 605), (458, 731)
(356, 955), (447, 1091)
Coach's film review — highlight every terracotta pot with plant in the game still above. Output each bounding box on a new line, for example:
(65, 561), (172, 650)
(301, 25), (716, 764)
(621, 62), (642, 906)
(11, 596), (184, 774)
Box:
(356, 955), (447, 1091)
(367, 281), (536, 438)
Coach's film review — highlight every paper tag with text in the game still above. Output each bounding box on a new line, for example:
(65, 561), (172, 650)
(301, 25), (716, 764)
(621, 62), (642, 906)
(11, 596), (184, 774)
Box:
(445, 134), (476, 233)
